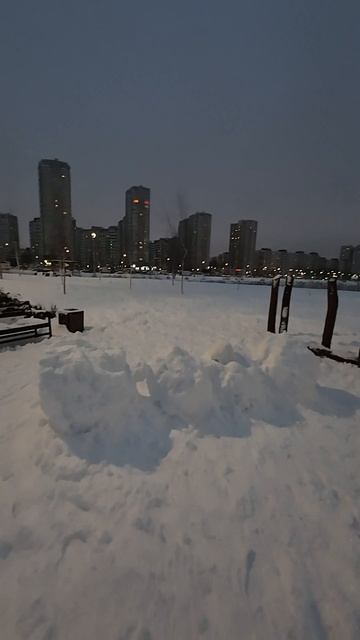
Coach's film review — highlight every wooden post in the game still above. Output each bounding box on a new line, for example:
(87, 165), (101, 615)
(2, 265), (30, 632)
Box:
(62, 259), (66, 295)
(279, 275), (294, 334)
(267, 275), (281, 333)
(322, 278), (338, 349)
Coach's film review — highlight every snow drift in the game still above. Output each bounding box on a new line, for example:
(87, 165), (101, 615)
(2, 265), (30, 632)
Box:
(38, 334), (341, 471)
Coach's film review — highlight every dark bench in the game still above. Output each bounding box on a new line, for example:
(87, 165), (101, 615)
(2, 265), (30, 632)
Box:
(0, 308), (32, 319)
(0, 316), (52, 345)
(0, 301), (32, 319)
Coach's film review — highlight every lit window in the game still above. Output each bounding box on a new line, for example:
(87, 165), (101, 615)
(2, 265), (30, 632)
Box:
(133, 199), (140, 204)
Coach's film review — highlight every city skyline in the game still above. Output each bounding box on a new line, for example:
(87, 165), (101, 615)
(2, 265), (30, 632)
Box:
(3, 196), (359, 273)
(2, 158), (357, 261)
(3, 149), (358, 273)
(1, 2), (359, 258)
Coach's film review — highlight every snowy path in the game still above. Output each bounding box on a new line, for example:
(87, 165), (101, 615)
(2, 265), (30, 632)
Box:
(1, 275), (360, 639)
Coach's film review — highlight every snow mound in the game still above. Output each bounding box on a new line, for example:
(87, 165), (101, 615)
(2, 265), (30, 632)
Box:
(39, 336), (351, 470)
(39, 343), (173, 471)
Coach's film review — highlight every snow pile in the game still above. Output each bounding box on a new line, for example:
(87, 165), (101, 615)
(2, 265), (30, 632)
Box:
(39, 340), (172, 470)
(40, 335), (329, 470)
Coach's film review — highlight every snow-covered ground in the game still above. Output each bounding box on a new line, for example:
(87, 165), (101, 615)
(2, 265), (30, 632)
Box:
(1, 273), (360, 640)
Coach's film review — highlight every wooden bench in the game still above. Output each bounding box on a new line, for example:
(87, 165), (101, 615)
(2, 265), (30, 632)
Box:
(0, 316), (52, 346)
(0, 302), (32, 319)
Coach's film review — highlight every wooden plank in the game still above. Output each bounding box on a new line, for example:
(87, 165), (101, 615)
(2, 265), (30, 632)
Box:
(308, 346), (360, 367)
(267, 275), (281, 333)
(322, 278), (338, 349)
(279, 275), (294, 334)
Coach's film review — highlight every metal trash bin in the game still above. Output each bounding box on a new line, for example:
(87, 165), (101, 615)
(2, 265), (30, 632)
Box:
(58, 308), (84, 333)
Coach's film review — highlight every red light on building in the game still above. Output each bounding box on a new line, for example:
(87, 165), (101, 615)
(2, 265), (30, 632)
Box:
(144, 200), (150, 205)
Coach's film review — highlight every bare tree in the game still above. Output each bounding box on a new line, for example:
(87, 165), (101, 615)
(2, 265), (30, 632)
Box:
(163, 192), (190, 295)
(164, 212), (178, 285)
(176, 192), (189, 295)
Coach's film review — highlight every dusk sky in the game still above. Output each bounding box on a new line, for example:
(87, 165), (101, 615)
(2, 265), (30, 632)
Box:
(1, 0), (359, 257)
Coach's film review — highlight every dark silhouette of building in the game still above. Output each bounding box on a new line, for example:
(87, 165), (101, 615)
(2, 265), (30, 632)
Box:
(229, 220), (257, 271)
(151, 236), (181, 271)
(209, 251), (230, 273)
(274, 249), (289, 272)
(122, 186), (150, 266)
(253, 247), (329, 276)
(38, 158), (73, 260)
(152, 237), (172, 270)
(0, 213), (19, 263)
(178, 212), (212, 270)
(75, 227), (92, 269)
(29, 217), (42, 261)
(339, 245), (354, 273)
(327, 257), (339, 272)
(352, 246), (360, 274)
(75, 225), (121, 270)
(89, 226), (109, 268)
(256, 247), (272, 271)
(107, 225), (120, 267)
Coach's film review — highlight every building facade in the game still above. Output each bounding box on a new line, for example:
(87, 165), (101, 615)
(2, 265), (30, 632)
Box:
(0, 213), (19, 263)
(74, 225), (121, 270)
(351, 246), (360, 274)
(152, 237), (172, 270)
(29, 217), (42, 261)
(75, 227), (93, 269)
(106, 225), (121, 267)
(229, 220), (257, 271)
(122, 186), (150, 266)
(339, 245), (354, 274)
(38, 158), (73, 260)
(256, 247), (272, 270)
(178, 212), (212, 270)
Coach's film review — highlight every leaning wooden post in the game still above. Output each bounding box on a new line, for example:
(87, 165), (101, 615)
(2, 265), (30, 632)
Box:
(279, 274), (294, 333)
(267, 275), (281, 333)
(322, 278), (338, 349)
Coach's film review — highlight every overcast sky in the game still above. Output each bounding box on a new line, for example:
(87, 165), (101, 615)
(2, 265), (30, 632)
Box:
(0, 0), (359, 257)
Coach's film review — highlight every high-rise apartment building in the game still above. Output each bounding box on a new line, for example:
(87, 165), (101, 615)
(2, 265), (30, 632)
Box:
(229, 220), (257, 271)
(150, 236), (181, 271)
(0, 213), (19, 262)
(75, 227), (93, 269)
(107, 225), (121, 267)
(123, 186), (150, 265)
(29, 217), (42, 260)
(178, 212), (212, 270)
(38, 158), (73, 260)
(74, 225), (121, 269)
